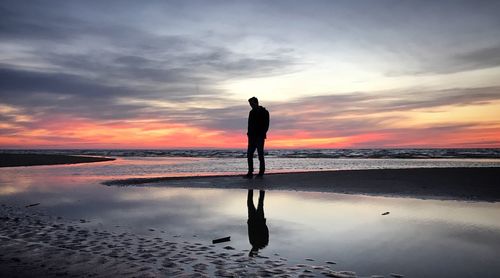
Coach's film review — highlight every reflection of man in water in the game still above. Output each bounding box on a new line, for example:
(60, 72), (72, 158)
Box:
(245, 97), (270, 179)
(247, 189), (269, 257)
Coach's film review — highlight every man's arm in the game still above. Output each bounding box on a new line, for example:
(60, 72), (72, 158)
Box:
(247, 110), (255, 135)
(264, 109), (269, 134)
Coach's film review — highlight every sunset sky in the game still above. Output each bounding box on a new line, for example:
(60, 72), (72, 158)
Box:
(1, 0), (500, 148)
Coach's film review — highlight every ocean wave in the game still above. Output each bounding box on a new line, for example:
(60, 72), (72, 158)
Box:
(1, 148), (499, 159)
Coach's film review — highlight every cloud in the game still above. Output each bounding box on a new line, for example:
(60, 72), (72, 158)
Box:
(155, 86), (500, 137)
(0, 65), (149, 120)
(452, 45), (500, 72)
(391, 45), (500, 75)
(40, 46), (295, 85)
(0, 65), (130, 97)
(270, 86), (500, 120)
(2, 59), (499, 136)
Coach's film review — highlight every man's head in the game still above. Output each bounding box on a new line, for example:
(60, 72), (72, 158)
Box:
(248, 97), (259, 109)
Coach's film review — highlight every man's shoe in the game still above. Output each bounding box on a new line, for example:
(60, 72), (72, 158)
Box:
(256, 172), (264, 178)
(243, 173), (253, 179)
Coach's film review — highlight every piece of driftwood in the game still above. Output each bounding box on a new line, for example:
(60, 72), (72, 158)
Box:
(212, 236), (231, 244)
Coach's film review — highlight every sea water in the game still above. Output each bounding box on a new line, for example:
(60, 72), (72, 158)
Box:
(2, 148), (500, 159)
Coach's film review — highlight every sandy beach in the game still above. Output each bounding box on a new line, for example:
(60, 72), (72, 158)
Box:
(0, 153), (115, 167)
(105, 167), (500, 202)
(0, 203), (364, 278)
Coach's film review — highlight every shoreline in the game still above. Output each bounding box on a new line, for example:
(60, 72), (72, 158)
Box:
(105, 167), (500, 202)
(0, 153), (115, 167)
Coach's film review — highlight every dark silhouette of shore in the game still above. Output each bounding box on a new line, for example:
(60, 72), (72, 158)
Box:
(0, 153), (115, 167)
(105, 167), (500, 202)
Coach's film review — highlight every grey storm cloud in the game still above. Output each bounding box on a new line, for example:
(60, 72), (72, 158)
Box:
(0, 1), (298, 122)
(40, 46), (295, 84)
(457, 45), (500, 69)
(0, 65), (130, 98)
(273, 87), (500, 115)
(0, 0), (299, 99)
(439, 45), (500, 74)
(391, 44), (500, 75)
(0, 65), (149, 120)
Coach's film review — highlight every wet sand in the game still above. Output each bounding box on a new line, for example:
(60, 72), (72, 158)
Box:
(0, 153), (115, 167)
(0, 204), (365, 277)
(105, 167), (500, 202)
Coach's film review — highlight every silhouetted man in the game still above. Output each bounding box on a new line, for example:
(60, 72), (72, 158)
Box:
(247, 190), (269, 257)
(245, 97), (269, 179)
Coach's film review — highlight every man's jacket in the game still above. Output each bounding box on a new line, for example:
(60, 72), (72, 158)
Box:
(247, 106), (270, 138)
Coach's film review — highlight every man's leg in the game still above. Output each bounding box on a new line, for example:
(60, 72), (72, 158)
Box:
(247, 137), (257, 175)
(256, 190), (265, 219)
(256, 137), (265, 175)
(247, 190), (256, 218)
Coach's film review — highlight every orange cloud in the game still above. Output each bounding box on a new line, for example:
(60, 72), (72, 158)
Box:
(1, 103), (499, 149)
(1, 117), (499, 149)
(0, 116), (245, 148)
